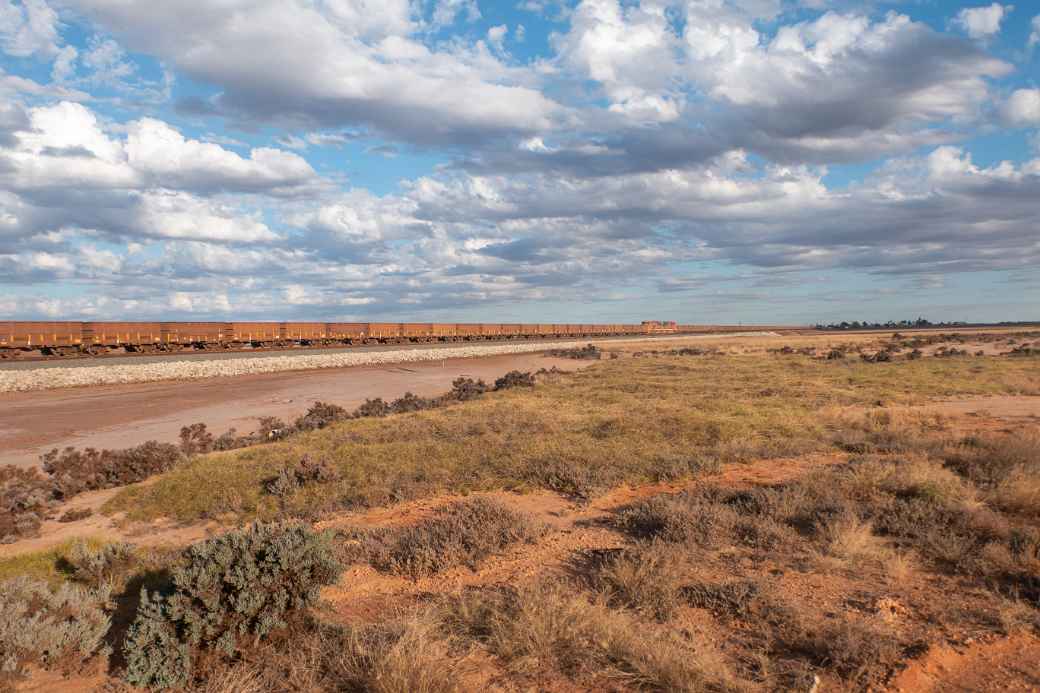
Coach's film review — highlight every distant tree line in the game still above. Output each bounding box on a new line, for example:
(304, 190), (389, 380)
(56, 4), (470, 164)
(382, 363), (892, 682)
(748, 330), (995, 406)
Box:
(815, 318), (964, 330)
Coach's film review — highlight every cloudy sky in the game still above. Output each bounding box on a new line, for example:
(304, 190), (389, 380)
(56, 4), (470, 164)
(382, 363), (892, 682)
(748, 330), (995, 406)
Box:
(1, 0), (1038, 324)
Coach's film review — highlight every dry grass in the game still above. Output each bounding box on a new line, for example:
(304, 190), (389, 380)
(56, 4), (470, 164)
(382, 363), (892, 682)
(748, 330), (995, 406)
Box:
(585, 543), (689, 621)
(105, 352), (1039, 525)
(443, 581), (743, 691)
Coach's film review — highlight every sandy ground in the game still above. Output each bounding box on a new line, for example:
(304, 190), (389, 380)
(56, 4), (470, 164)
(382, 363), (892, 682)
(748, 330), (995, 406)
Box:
(0, 352), (585, 468)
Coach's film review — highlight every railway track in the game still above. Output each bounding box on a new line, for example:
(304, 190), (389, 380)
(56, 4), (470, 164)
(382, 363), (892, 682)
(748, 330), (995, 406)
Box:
(0, 333), (620, 364)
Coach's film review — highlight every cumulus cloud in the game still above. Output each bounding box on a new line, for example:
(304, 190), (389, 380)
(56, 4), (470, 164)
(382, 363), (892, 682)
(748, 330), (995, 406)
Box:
(953, 3), (1012, 40)
(1029, 14), (1040, 50)
(556, 0), (681, 122)
(62, 0), (564, 144)
(1002, 89), (1040, 126)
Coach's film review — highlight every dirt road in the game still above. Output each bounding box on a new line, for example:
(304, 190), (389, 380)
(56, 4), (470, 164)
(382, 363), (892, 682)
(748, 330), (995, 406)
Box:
(0, 352), (582, 468)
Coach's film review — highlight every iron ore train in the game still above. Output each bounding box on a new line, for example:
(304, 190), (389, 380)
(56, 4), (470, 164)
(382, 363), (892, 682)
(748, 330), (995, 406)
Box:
(0, 320), (686, 358)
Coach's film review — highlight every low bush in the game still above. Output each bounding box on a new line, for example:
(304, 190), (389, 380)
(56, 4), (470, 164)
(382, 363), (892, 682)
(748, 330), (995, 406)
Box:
(494, 370), (535, 390)
(264, 455), (341, 498)
(294, 402), (349, 432)
(66, 538), (138, 589)
(389, 392), (436, 414)
(0, 465), (57, 542)
(449, 376), (489, 401)
(123, 522), (342, 689)
(351, 497), (545, 580)
(354, 398), (391, 418)
(546, 344), (601, 360)
(42, 441), (183, 498)
(179, 423), (214, 456)
(0, 576), (111, 684)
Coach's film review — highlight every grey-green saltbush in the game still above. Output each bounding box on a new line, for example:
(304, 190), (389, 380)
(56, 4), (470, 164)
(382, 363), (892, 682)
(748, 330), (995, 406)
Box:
(0, 576), (111, 682)
(123, 522), (341, 689)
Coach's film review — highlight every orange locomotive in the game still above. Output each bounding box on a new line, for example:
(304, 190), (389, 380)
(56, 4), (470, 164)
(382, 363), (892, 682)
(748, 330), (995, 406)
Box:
(0, 320), (679, 358)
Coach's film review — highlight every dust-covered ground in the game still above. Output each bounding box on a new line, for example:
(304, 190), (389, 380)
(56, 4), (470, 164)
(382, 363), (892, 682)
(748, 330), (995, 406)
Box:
(2, 327), (1039, 692)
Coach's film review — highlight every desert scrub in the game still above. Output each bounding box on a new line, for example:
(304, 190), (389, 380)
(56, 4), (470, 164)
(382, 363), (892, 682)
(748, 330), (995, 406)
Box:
(442, 581), (741, 691)
(0, 465), (57, 542)
(66, 538), (139, 589)
(123, 522), (342, 689)
(346, 497), (546, 579)
(42, 440), (183, 498)
(105, 354), (1040, 525)
(0, 576), (111, 684)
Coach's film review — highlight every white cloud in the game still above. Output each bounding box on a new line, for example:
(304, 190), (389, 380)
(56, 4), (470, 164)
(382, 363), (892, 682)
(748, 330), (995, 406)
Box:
(556, 0), (681, 122)
(1001, 89), (1040, 126)
(1029, 14), (1040, 50)
(51, 44), (77, 81)
(137, 191), (278, 242)
(431, 0), (481, 28)
(0, 0), (60, 58)
(63, 0), (560, 143)
(126, 118), (318, 194)
(487, 24), (508, 53)
(953, 3), (1013, 40)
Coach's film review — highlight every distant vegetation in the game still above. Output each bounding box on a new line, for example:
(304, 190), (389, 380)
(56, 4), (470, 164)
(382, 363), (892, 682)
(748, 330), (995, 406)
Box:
(815, 318), (1038, 330)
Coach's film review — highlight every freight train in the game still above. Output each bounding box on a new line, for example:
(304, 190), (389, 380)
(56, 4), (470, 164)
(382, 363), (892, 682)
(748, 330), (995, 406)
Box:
(0, 320), (685, 358)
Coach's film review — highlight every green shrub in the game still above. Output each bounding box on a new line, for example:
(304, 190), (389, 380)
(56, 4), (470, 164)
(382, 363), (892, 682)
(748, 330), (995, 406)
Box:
(0, 576), (111, 683)
(123, 522), (342, 689)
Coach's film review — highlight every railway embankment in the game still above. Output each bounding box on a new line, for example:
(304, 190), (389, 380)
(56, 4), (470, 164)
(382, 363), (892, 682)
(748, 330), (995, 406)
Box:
(0, 334), (777, 392)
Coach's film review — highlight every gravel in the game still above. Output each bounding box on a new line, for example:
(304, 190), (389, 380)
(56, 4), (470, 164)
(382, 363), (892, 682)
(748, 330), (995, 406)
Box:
(0, 333), (778, 393)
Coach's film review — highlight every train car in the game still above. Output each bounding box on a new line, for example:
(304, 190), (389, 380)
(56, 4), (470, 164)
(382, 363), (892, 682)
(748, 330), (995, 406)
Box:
(480, 323), (503, 338)
(431, 323), (457, 340)
(519, 324), (538, 338)
(326, 323), (367, 343)
(366, 323), (402, 341)
(501, 324), (522, 339)
(401, 323), (435, 340)
(455, 323), (481, 339)
(83, 322), (163, 351)
(229, 322), (280, 345)
(283, 322), (327, 344)
(0, 321), (84, 354)
(161, 322), (231, 347)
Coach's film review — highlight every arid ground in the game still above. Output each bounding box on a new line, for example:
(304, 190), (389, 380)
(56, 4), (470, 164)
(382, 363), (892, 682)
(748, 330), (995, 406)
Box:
(2, 328), (1039, 692)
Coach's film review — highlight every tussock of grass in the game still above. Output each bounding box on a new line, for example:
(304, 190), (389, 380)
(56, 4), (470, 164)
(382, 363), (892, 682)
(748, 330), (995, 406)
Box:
(442, 581), (743, 691)
(106, 354), (1038, 525)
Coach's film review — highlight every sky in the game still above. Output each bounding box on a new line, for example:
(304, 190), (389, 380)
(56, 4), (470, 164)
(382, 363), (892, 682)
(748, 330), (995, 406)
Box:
(0, 0), (1038, 325)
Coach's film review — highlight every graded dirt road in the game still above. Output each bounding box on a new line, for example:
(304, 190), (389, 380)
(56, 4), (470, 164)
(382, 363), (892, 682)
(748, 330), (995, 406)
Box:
(0, 352), (583, 468)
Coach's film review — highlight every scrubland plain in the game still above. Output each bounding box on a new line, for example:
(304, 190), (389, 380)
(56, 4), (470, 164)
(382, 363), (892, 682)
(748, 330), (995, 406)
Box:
(2, 328), (1039, 692)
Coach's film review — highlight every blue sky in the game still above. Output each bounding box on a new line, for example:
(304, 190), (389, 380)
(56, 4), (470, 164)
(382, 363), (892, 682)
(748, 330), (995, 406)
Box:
(0, 0), (1038, 324)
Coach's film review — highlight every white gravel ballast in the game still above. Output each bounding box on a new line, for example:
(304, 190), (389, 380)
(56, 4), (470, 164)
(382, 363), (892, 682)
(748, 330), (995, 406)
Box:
(0, 333), (778, 393)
